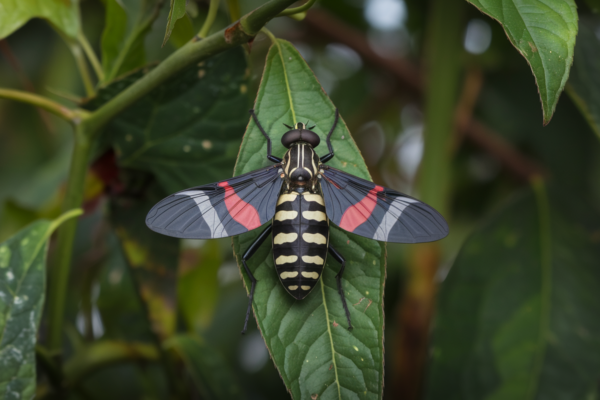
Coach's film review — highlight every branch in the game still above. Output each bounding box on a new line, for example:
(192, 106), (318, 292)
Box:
(63, 341), (159, 387)
(0, 88), (86, 123)
(278, 0), (317, 17)
(303, 9), (545, 181)
(83, 0), (298, 135)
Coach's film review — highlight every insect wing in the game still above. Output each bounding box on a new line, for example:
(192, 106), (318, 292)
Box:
(146, 165), (283, 239)
(320, 167), (448, 243)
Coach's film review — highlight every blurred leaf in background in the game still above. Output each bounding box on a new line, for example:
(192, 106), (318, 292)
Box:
(427, 182), (600, 399)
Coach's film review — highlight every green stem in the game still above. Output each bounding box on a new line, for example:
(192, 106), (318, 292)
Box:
(69, 42), (95, 96)
(78, 32), (105, 82)
(277, 0), (317, 16)
(47, 127), (92, 352)
(199, 0), (221, 38)
(261, 27), (277, 44)
(417, 0), (465, 217)
(63, 341), (159, 387)
(226, 0), (241, 22)
(0, 88), (84, 122)
(86, 0), (297, 134)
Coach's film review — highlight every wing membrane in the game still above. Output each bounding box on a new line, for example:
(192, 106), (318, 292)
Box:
(320, 166), (448, 243)
(146, 164), (283, 239)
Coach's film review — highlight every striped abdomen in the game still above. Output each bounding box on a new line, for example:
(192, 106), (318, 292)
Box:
(272, 191), (328, 299)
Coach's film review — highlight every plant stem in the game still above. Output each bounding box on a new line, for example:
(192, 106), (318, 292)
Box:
(69, 42), (95, 96)
(63, 340), (159, 387)
(199, 0), (221, 38)
(0, 88), (82, 122)
(261, 27), (277, 43)
(226, 0), (241, 22)
(47, 126), (92, 352)
(418, 0), (464, 216)
(78, 32), (104, 82)
(278, 0), (317, 16)
(85, 0), (298, 134)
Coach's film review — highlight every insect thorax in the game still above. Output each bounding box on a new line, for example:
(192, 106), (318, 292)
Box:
(282, 142), (321, 190)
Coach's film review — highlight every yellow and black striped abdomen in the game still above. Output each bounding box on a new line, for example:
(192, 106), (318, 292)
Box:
(272, 191), (329, 299)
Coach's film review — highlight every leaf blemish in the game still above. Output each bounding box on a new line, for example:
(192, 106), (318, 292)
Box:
(364, 299), (373, 312)
(354, 297), (365, 306)
(333, 320), (339, 327)
(528, 42), (538, 53)
(198, 69), (206, 78)
(202, 140), (212, 150)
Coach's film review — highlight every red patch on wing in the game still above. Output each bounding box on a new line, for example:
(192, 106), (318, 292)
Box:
(218, 181), (261, 230)
(339, 186), (383, 232)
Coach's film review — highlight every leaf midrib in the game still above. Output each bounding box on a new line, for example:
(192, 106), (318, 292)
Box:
(273, 40), (297, 125)
(274, 40), (341, 399)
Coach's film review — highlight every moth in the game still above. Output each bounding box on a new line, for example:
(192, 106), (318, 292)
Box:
(146, 109), (449, 333)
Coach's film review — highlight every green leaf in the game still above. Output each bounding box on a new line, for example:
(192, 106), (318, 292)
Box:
(426, 182), (600, 399)
(567, 17), (600, 142)
(162, 0), (188, 46)
(166, 334), (241, 400)
(178, 240), (222, 332)
(0, 0), (80, 39)
(0, 210), (81, 400)
(467, 0), (578, 124)
(101, 0), (162, 83)
(168, 13), (196, 49)
(232, 40), (385, 399)
(110, 181), (179, 340)
(102, 47), (249, 194)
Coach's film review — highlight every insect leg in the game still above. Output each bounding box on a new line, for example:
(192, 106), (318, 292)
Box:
(249, 109), (283, 163)
(320, 108), (339, 164)
(327, 244), (353, 330)
(241, 223), (273, 334)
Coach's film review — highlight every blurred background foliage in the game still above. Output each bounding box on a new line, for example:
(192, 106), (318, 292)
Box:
(0, 0), (599, 399)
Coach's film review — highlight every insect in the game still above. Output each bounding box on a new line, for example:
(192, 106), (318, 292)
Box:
(146, 109), (449, 333)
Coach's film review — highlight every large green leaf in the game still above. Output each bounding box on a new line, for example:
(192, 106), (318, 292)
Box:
(101, 47), (249, 194)
(232, 40), (385, 400)
(467, 0), (578, 124)
(426, 182), (600, 399)
(166, 334), (241, 399)
(0, 0), (80, 39)
(0, 210), (81, 400)
(567, 17), (600, 142)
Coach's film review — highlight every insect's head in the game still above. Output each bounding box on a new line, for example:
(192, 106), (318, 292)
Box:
(281, 122), (320, 148)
